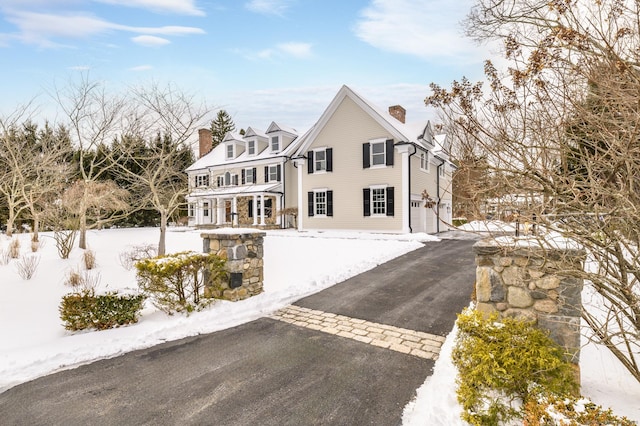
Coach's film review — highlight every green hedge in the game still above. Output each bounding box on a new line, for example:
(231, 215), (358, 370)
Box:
(60, 290), (146, 331)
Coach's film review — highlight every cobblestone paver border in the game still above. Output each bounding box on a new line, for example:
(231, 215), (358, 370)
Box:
(271, 305), (446, 360)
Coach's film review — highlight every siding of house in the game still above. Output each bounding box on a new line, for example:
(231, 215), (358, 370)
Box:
(302, 96), (403, 232)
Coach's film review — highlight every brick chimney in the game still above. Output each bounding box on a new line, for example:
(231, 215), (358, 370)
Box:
(198, 128), (213, 158)
(389, 105), (406, 124)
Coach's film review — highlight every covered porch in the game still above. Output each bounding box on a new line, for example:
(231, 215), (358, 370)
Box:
(187, 184), (284, 229)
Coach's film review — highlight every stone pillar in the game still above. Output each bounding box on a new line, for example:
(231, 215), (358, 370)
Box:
(201, 231), (265, 301)
(473, 238), (585, 367)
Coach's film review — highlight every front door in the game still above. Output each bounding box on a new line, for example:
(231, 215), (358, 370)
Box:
(225, 200), (232, 223)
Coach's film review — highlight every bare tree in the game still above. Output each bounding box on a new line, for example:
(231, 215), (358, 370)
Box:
(429, 0), (640, 381)
(52, 73), (131, 249)
(114, 82), (207, 255)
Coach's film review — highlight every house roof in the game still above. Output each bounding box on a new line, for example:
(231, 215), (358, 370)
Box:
(294, 85), (435, 156)
(186, 126), (303, 172)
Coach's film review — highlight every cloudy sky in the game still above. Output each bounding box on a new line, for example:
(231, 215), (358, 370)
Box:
(0, 0), (487, 132)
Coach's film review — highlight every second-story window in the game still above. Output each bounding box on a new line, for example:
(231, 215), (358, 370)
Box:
(271, 136), (280, 152)
(307, 148), (333, 174)
(195, 174), (209, 187)
(226, 144), (234, 159)
(248, 140), (256, 156)
(371, 141), (385, 166)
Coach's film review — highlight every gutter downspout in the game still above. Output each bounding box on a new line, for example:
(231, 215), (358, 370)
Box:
(435, 156), (446, 233)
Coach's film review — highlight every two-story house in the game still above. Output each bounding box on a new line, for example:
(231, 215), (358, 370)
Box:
(185, 122), (302, 228)
(185, 85), (453, 233)
(292, 85), (452, 234)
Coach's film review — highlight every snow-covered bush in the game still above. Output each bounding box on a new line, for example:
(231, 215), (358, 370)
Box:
(119, 244), (157, 271)
(452, 308), (578, 425)
(8, 238), (20, 259)
(64, 268), (100, 293)
(135, 251), (226, 315)
(524, 393), (636, 425)
(15, 254), (40, 280)
(60, 290), (145, 331)
(83, 249), (96, 270)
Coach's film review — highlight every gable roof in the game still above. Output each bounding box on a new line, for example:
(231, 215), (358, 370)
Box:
(295, 85), (433, 156)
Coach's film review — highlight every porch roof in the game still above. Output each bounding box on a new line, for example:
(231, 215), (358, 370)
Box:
(187, 183), (282, 200)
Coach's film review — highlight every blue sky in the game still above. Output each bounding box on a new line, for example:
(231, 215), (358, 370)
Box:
(0, 0), (487, 132)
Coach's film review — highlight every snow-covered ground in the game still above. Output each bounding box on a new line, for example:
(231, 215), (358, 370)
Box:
(0, 226), (638, 423)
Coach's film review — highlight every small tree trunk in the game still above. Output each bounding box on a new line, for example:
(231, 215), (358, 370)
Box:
(5, 211), (15, 237)
(79, 214), (87, 250)
(32, 216), (40, 242)
(158, 210), (168, 256)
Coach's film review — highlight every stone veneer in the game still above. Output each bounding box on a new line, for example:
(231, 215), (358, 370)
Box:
(201, 230), (265, 301)
(473, 238), (586, 365)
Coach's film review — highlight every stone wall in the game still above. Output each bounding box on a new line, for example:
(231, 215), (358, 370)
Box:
(201, 230), (265, 301)
(473, 238), (585, 364)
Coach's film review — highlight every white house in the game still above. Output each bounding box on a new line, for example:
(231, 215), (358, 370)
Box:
(185, 85), (453, 233)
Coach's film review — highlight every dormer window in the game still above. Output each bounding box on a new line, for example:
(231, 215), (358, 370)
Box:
(271, 136), (280, 152)
(226, 144), (234, 159)
(247, 140), (256, 156)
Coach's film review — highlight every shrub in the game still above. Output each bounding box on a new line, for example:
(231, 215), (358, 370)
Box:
(15, 254), (40, 280)
(64, 268), (101, 292)
(60, 290), (146, 331)
(524, 393), (636, 425)
(54, 229), (77, 259)
(119, 244), (158, 271)
(135, 251), (226, 315)
(8, 238), (20, 259)
(452, 308), (579, 426)
(0, 249), (10, 266)
(83, 249), (97, 270)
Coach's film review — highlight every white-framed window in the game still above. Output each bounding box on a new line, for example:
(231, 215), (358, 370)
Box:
(363, 186), (394, 217)
(224, 171), (231, 186)
(372, 188), (386, 215)
(203, 201), (210, 217)
(188, 203), (195, 217)
(420, 151), (430, 172)
(271, 136), (280, 152)
(315, 191), (327, 216)
(226, 144), (234, 159)
(315, 149), (326, 172)
(217, 176), (224, 187)
(268, 165), (279, 181)
(245, 168), (255, 184)
(371, 141), (386, 166)
(439, 164), (445, 177)
(247, 140), (256, 156)
(195, 174), (209, 187)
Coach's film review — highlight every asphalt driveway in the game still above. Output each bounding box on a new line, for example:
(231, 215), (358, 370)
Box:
(0, 235), (477, 426)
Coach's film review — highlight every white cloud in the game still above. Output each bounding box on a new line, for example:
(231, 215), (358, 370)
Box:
(68, 65), (91, 71)
(95, 0), (205, 16)
(4, 10), (204, 47)
(129, 64), (153, 71)
(354, 0), (481, 62)
(132, 35), (170, 47)
(277, 42), (312, 58)
(245, 0), (292, 17)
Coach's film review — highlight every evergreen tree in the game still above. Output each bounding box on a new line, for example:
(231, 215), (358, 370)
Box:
(210, 109), (235, 150)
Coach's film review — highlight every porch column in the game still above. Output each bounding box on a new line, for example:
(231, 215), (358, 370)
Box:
(296, 158), (305, 231)
(252, 195), (258, 226)
(216, 197), (224, 225)
(396, 145), (412, 233)
(259, 194), (266, 226)
(275, 194), (282, 226)
(232, 196), (238, 226)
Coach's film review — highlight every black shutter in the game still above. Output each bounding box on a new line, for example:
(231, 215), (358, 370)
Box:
(252, 168), (256, 183)
(326, 148), (333, 172)
(307, 151), (314, 174)
(233, 174), (238, 186)
(241, 169), (245, 185)
(386, 187), (395, 216)
(363, 188), (371, 216)
(264, 166), (269, 183)
(363, 143), (370, 169)
(327, 190), (333, 217)
(386, 139), (394, 166)
(248, 199), (253, 218)
(308, 192), (314, 217)
(276, 165), (281, 182)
